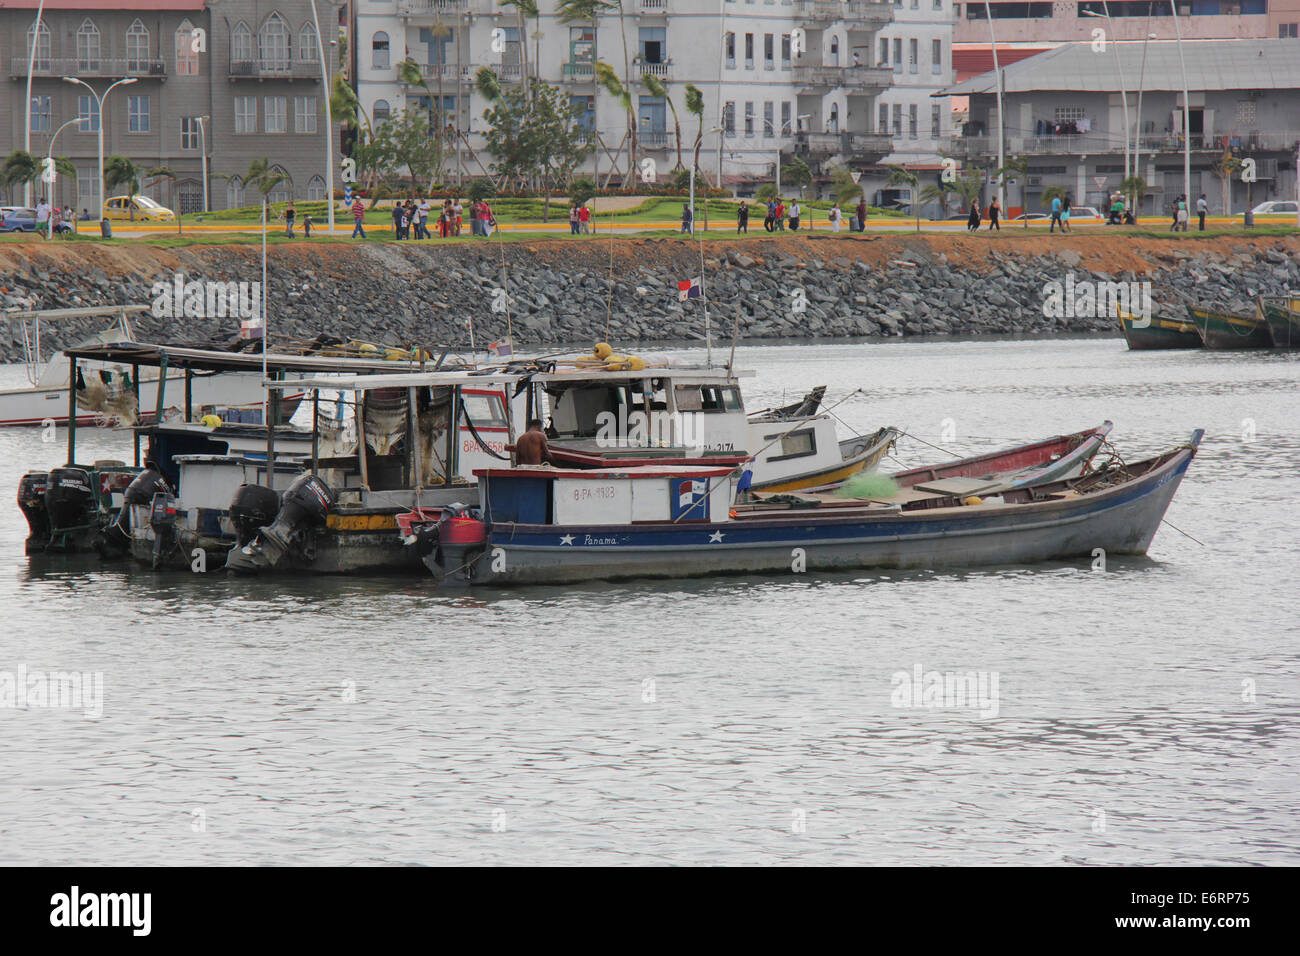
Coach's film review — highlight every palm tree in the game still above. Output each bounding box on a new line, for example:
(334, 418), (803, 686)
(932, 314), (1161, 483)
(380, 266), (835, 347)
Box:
(0, 150), (39, 204)
(143, 166), (183, 234)
(103, 156), (143, 220)
(917, 182), (953, 220)
(244, 158), (287, 224)
(558, 0), (616, 193)
(596, 61), (634, 189)
(886, 165), (920, 232)
(499, 0), (535, 101)
(641, 75), (682, 170)
(1119, 174), (1147, 222)
(1041, 183), (1068, 213)
(994, 155), (1029, 228)
(331, 74), (382, 206)
(685, 83), (708, 229)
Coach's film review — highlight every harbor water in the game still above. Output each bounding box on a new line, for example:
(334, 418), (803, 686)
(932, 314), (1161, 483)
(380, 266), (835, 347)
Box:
(2, 337), (1297, 865)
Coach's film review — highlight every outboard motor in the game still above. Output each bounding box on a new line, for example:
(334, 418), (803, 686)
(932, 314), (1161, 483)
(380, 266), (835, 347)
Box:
(228, 484), (282, 548)
(420, 502), (487, 587)
(148, 490), (179, 570)
(17, 472), (50, 553)
(102, 466), (170, 555)
(45, 468), (95, 536)
(226, 474), (332, 573)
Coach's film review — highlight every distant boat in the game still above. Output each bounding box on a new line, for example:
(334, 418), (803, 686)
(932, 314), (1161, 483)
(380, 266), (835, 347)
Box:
(1257, 297), (1300, 349)
(1187, 305), (1271, 349)
(1117, 306), (1202, 350)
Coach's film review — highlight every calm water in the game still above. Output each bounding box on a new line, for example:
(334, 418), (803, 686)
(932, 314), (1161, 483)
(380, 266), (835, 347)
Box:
(2, 338), (1297, 866)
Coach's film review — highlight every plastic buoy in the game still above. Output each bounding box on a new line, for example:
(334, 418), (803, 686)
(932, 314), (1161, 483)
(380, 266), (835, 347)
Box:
(200, 414), (222, 428)
(963, 496), (983, 506)
(592, 342), (613, 359)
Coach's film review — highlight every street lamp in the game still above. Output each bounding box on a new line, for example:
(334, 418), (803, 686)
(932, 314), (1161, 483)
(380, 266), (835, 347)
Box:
(23, 0), (48, 207)
(63, 75), (137, 226)
(44, 116), (83, 239)
(1082, 6), (1131, 189)
(982, 1), (1006, 215)
(307, 0), (335, 233)
(195, 115), (210, 213)
(775, 113), (811, 198)
(689, 125), (724, 234)
(1132, 32), (1157, 219)
(1168, 0), (1193, 222)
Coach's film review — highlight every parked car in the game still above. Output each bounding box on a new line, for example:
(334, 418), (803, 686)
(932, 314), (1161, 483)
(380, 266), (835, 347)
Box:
(101, 195), (176, 222)
(1238, 200), (1299, 217)
(0, 207), (71, 233)
(1069, 205), (1104, 221)
(1010, 213), (1050, 222)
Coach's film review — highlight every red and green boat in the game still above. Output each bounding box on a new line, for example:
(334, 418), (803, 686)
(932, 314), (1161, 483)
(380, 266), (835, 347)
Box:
(1187, 305), (1272, 349)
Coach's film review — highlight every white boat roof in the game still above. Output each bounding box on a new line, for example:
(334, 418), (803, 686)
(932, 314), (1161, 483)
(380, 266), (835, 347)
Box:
(0, 304), (149, 323)
(268, 364), (752, 392)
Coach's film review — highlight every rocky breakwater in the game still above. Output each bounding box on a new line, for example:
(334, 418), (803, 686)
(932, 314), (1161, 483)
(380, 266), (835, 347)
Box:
(0, 233), (1296, 361)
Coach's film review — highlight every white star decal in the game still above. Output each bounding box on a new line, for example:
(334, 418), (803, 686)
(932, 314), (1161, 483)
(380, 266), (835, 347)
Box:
(708, 530), (724, 543)
(559, 534), (575, 545)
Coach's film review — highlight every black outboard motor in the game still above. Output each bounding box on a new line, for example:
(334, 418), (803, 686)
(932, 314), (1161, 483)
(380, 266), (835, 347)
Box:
(45, 468), (95, 535)
(102, 466), (170, 554)
(148, 491), (179, 570)
(18, 472), (50, 553)
(226, 474), (332, 572)
(228, 484), (281, 548)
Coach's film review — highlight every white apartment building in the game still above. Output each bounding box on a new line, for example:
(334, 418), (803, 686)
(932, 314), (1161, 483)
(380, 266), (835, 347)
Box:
(352, 0), (897, 191)
(874, 0), (954, 166)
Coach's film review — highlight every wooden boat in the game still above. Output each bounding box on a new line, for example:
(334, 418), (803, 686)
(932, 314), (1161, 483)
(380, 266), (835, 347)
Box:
(1117, 306), (1202, 350)
(408, 430), (1202, 587)
(890, 423), (1113, 493)
(1257, 297), (1300, 349)
(1187, 305), (1271, 349)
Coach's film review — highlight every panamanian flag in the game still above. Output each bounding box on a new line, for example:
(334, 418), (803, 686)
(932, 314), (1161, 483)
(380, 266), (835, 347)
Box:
(239, 317), (264, 339)
(677, 278), (701, 302)
(488, 340), (512, 357)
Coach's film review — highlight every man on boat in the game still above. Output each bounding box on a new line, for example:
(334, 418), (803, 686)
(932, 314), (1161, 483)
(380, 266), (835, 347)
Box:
(507, 420), (551, 465)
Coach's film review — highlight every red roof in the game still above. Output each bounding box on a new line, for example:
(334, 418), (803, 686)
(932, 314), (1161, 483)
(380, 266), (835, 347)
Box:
(0, 0), (205, 9)
(952, 47), (1050, 82)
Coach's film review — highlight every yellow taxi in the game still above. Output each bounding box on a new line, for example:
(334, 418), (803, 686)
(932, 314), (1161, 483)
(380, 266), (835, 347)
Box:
(102, 195), (176, 222)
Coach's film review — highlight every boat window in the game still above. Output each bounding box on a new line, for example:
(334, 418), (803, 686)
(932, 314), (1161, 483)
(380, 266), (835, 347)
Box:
(547, 385), (625, 437)
(674, 385), (703, 411)
(695, 385), (744, 413)
(459, 391), (508, 429)
(766, 428), (817, 461)
(629, 378), (669, 411)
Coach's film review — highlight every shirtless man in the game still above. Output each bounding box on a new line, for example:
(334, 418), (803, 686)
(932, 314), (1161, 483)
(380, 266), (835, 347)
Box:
(507, 419), (550, 465)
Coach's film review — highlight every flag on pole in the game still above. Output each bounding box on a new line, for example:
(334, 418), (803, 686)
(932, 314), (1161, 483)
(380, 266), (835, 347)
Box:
(239, 318), (264, 339)
(677, 278), (702, 302)
(488, 340), (512, 357)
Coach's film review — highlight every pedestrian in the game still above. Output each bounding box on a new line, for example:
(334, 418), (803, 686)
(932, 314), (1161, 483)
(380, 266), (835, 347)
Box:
(417, 198), (431, 239)
(1060, 196), (1072, 234)
(479, 198), (495, 236)
(1196, 193), (1207, 231)
(681, 202), (693, 234)
(1169, 194), (1181, 232)
(578, 201), (591, 234)
(36, 198), (50, 233)
(764, 199), (776, 232)
(1049, 194), (1063, 233)
(987, 197), (1000, 231)
(829, 201), (843, 233)
(442, 200), (454, 238)
(1176, 195), (1189, 231)
(351, 196), (366, 238)
(967, 199), (981, 232)
(303, 213), (312, 239)
(774, 199), (786, 231)
(283, 200), (295, 237)
(855, 197), (867, 233)
(737, 202), (749, 233)
(788, 199), (801, 231)
(453, 198), (464, 235)
(569, 201), (581, 235)
(392, 202), (404, 239)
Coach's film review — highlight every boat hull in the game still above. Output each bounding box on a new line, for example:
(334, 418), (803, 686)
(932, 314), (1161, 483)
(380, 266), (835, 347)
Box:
(1118, 311), (1202, 350)
(890, 424), (1112, 492)
(1259, 300), (1300, 349)
(469, 446), (1196, 587)
(1188, 306), (1272, 349)
(753, 427), (901, 493)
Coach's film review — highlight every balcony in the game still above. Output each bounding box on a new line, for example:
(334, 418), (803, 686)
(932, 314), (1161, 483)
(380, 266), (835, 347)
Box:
(943, 130), (1300, 159)
(396, 0), (470, 14)
(403, 63), (473, 85)
(490, 61), (523, 81)
(792, 64), (891, 91)
(794, 130), (892, 161)
(562, 62), (595, 82)
(639, 130), (671, 149)
(229, 58), (321, 81)
(15, 56), (167, 80)
(793, 0), (894, 27)
(638, 0), (668, 12)
(637, 60), (671, 79)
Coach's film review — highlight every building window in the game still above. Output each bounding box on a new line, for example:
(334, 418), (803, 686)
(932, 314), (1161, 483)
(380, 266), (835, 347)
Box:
(260, 14), (290, 70)
(126, 19), (150, 73)
(781, 34), (791, 68)
(373, 99), (391, 124)
(570, 94), (595, 131)
(909, 104), (918, 138)
(77, 19), (101, 71)
(372, 31), (390, 71)
(892, 103), (902, 136)
(828, 103), (838, 133)
(744, 101), (754, 136)
(932, 38), (942, 74)
(909, 39), (918, 74)
(29, 96), (51, 133)
(725, 31), (736, 68)
(639, 27), (666, 65)
(1280, 23), (1298, 37)
(931, 103), (941, 138)
(264, 96), (287, 133)
(764, 33), (774, 70)
(893, 38), (902, 73)
(744, 33), (754, 68)
(268, 166), (291, 205)
(127, 95), (150, 133)
(295, 95), (317, 133)
(879, 103), (889, 133)
(1054, 106), (1086, 123)
(1235, 100), (1256, 125)
(234, 96), (257, 133)
(781, 101), (791, 134)
(180, 116), (201, 150)
(233, 23), (254, 66)
(227, 177), (244, 209)
(934, 0), (943, 8)
(299, 22), (318, 63)
(763, 101), (774, 136)
(78, 166), (96, 204)
(879, 38), (888, 66)
(27, 21), (51, 72)
(307, 175), (326, 201)
(723, 101), (736, 135)
(176, 20), (200, 75)
(78, 95), (100, 133)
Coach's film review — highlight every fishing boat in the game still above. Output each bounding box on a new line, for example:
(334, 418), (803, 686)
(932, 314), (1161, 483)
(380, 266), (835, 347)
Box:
(404, 430), (1203, 587)
(1257, 297), (1300, 349)
(1117, 306), (1202, 350)
(1187, 305), (1271, 349)
(890, 423), (1113, 493)
(0, 305), (270, 426)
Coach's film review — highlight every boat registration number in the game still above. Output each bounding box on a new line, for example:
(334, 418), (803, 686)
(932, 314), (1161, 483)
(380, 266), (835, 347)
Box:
(571, 485), (617, 501)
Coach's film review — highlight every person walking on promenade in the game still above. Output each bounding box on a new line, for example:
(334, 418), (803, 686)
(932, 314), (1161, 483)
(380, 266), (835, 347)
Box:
(966, 199), (981, 232)
(452, 198), (463, 235)
(681, 202), (693, 234)
(1060, 195), (1072, 234)
(569, 202), (581, 235)
(351, 197), (366, 238)
(1049, 194), (1063, 233)
(1196, 193), (1207, 231)
(1176, 195), (1189, 231)
(302, 214), (312, 239)
(283, 200), (296, 237)
(829, 201), (843, 233)
(578, 201), (591, 234)
(416, 198), (431, 239)
(856, 197), (867, 233)
(764, 199), (776, 232)
(480, 198), (495, 236)
(987, 197), (1000, 231)
(774, 199), (786, 231)
(737, 202), (749, 233)
(392, 202), (404, 239)
(1169, 194), (1182, 232)
(788, 199), (801, 232)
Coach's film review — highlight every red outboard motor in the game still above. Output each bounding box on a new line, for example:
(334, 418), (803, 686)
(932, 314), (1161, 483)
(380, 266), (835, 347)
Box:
(226, 473), (333, 572)
(423, 503), (487, 586)
(18, 472), (50, 553)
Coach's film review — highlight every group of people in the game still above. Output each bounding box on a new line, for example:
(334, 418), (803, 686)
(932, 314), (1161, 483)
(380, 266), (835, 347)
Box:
(965, 198), (1002, 231)
(348, 196), (496, 240)
(1049, 194), (1074, 233)
(729, 197), (868, 234)
(568, 201), (593, 234)
(1168, 193), (1209, 232)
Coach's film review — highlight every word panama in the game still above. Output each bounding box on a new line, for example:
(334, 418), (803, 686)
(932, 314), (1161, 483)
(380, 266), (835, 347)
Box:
(151, 270), (261, 320)
(0, 665), (102, 718)
(50, 887), (151, 936)
(890, 664), (1000, 718)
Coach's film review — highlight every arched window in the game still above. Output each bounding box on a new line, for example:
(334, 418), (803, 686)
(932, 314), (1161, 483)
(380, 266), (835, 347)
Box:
(372, 32), (390, 70)
(259, 13), (290, 71)
(126, 19), (150, 73)
(299, 22), (319, 63)
(226, 176), (244, 209)
(175, 19), (199, 76)
(373, 99), (391, 124)
(27, 20), (51, 72)
(306, 175), (326, 201)
(232, 22), (253, 66)
(77, 19), (101, 72)
(268, 166), (291, 205)
(829, 103), (839, 133)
